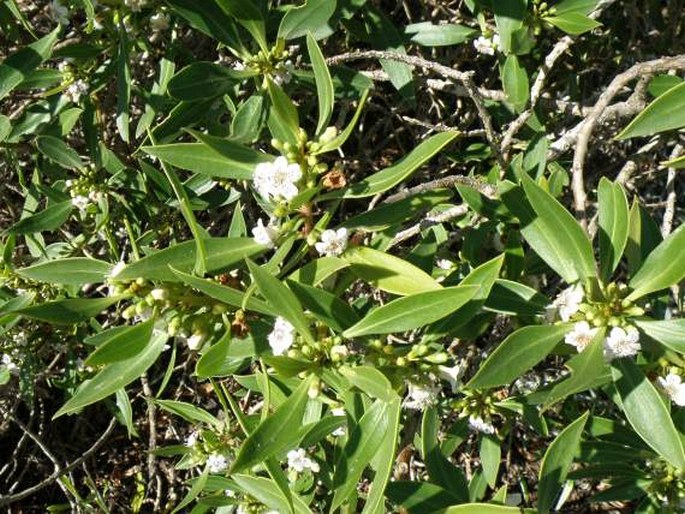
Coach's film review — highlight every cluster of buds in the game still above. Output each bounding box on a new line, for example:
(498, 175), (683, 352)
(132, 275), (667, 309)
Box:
(453, 389), (501, 435)
(270, 127), (333, 184)
(65, 169), (104, 214)
(388, 341), (450, 371)
(182, 427), (237, 474)
(646, 458), (685, 504)
(576, 282), (644, 328)
(236, 41), (295, 87)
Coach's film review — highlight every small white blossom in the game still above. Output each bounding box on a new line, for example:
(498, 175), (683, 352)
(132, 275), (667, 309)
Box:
(48, 0), (70, 25)
(603, 326), (641, 361)
(124, 0), (145, 12)
(657, 373), (685, 407)
(436, 259), (453, 270)
(232, 61), (246, 71)
(286, 448), (320, 473)
(71, 194), (91, 211)
(468, 415), (495, 434)
(315, 228), (348, 257)
(404, 382), (439, 410)
(150, 12), (169, 31)
(329, 344), (349, 360)
(549, 285), (584, 322)
(251, 218), (279, 248)
(473, 34), (499, 55)
(186, 333), (206, 351)
(88, 190), (103, 203)
(64, 80), (88, 103)
(12, 331), (28, 345)
(206, 453), (229, 473)
(437, 364), (462, 393)
(185, 431), (199, 447)
(272, 60), (294, 86)
(150, 288), (169, 301)
(564, 321), (598, 353)
(253, 156), (302, 201)
(268, 317), (295, 356)
(2, 354), (18, 372)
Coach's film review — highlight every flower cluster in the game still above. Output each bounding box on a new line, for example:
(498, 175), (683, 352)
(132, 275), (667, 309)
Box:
(603, 326), (641, 361)
(286, 448), (319, 473)
(468, 415), (496, 434)
(251, 219), (279, 248)
(403, 382), (440, 410)
(315, 228), (349, 257)
(549, 285), (584, 322)
(473, 33), (500, 55)
(268, 317), (295, 356)
(657, 373), (685, 407)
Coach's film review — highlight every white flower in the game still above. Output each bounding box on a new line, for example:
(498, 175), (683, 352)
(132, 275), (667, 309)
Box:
(468, 415), (495, 434)
(64, 80), (88, 103)
(564, 321), (598, 353)
(315, 228), (348, 257)
(71, 194), (91, 211)
(251, 218), (279, 248)
(150, 288), (169, 301)
(48, 0), (70, 25)
(150, 12), (169, 31)
(186, 333), (206, 351)
(232, 61), (246, 71)
(206, 453), (229, 473)
(603, 326), (641, 361)
(657, 373), (685, 407)
(124, 0), (145, 12)
(2, 354), (18, 372)
(437, 364), (462, 393)
(404, 382), (439, 410)
(550, 285), (584, 322)
(88, 190), (103, 202)
(268, 317), (295, 356)
(253, 156), (302, 201)
(287, 448), (320, 473)
(436, 259), (453, 270)
(473, 35), (496, 55)
(185, 431), (199, 447)
(272, 60), (294, 86)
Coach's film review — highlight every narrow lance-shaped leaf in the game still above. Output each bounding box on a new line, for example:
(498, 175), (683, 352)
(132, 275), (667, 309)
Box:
(537, 411), (590, 514)
(278, 0), (337, 40)
(15, 296), (123, 325)
(597, 178), (629, 281)
(344, 131), (459, 198)
(54, 330), (167, 418)
(85, 319), (155, 366)
(627, 223), (685, 301)
(343, 285), (479, 337)
(444, 505), (536, 514)
(230, 377), (312, 473)
(16, 257), (113, 285)
(36, 135), (84, 170)
(612, 358), (685, 469)
(306, 33), (334, 135)
(634, 319), (685, 354)
(468, 324), (571, 389)
(246, 259), (315, 345)
(8, 201), (73, 235)
(267, 79), (300, 145)
(616, 82), (685, 140)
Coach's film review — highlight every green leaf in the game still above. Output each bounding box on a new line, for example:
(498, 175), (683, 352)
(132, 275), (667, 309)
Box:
(16, 257), (113, 285)
(661, 154), (685, 169)
(634, 319), (685, 353)
(468, 324), (571, 389)
(331, 399), (390, 511)
(85, 319), (155, 366)
(344, 131), (459, 198)
(519, 174), (596, 283)
(232, 95), (266, 143)
(362, 398), (401, 514)
(114, 238), (265, 282)
(627, 223), (685, 301)
(552, 0), (599, 15)
(168, 62), (257, 100)
(172, 467), (209, 514)
(54, 330), (167, 417)
(287, 280), (359, 332)
(15, 296), (122, 325)
(230, 377), (311, 473)
(116, 26), (130, 142)
(141, 141), (270, 180)
(444, 504), (536, 513)
(316, 88), (370, 154)
(288, 256), (349, 286)
(421, 407), (470, 501)
(537, 411), (590, 514)
(196, 334), (254, 378)
(386, 481), (463, 513)
(0, 114), (11, 142)
(543, 12), (601, 35)
(597, 178), (629, 281)
(404, 22), (476, 47)
(306, 34), (334, 135)
(540, 328), (608, 409)
(278, 0), (337, 40)
(616, 82), (685, 140)
(35, 135), (84, 170)
(485, 279), (548, 316)
(155, 399), (222, 429)
(625, 197), (662, 276)
(9, 200), (72, 234)
(339, 365), (398, 402)
(612, 359), (685, 469)
(492, 0), (527, 54)
(0, 27), (59, 101)
(232, 474), (311, 514)
(216, 0), (268, 52)
(480, 434), (501, 488)
(166, 0), (243, 48)
(343, 246), (442, 296)
(343, 285), (478, 337)
(246, 259), (315, 346)
(267, 79), (300, 145)
(171, 267), (273, 315)
(502, 55), (530, 110)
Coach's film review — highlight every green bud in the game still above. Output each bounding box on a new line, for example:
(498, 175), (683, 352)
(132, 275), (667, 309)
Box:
(286, 152), (298, 161)
(307, 155), (318, 167)
(414, 344), (429, 357)
(396, 357), (407, 367)
(318, 126), (338, 144)
(297, 128), (308, 145)
(424, 352), (449, 364)
(212, 303), (228, 315)
(271, 138), (283, 150)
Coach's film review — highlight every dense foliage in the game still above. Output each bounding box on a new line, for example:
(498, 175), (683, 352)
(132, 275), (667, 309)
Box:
(1, 0), (685, 512)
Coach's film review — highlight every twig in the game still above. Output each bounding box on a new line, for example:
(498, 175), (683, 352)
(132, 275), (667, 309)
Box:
(661, 143), (682, 238)
(0, 418), (117, 507)
(384, 175), (498, 204)
(327, 50), (506, 170)
(388, 204), (469, 248)
(141, 373), (163, 512)
(570, 54), (685, 228)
